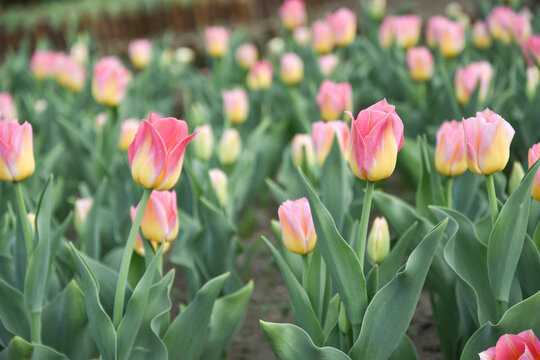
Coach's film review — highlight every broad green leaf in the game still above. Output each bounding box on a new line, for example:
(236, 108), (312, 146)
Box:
(517, 235), (540, 298)
(378, 222), (417, 288)
(366, 265), (379, 301)
(0, 279), (30, 340)
(305, 246), (329, 323)
(349, 219), (448, 360)
(6, 336), (69, 360)
(415, 137), (444, 221)
(260, 321), (351, 360)
(388, 335), (418, 360)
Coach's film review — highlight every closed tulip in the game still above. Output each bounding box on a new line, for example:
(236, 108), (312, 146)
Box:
(219, 128), (242, 165)
(347, 99), (404, 181)
(0, 120), (35, 182)
(92, 56), (130, 107)
(278, 0), (307, 30)
(439, 21), (465, 58)
(293, 26), (311, 45)
(222, 88), (249, 124)
(209, 168), (228, 206)
(426, 15), (451, 47)
(55, 54), (86, 92)
(312, 121), (349, 165)
(406, 46), (434, 81)
(511, 12), (531, 44)
(367, 217), (390, 263)
(327, 8), (357, 47)
(487, 6), (515, 44)
(455, 61), (493, 104)
(130, 190), (179, 243)
(378, 17), (394, 48)
(30, 50), (58, 80)
(318, 54), (338, 77)
(280, 52), (304, 85)
(247, 60), (273, 90)
(74, 198), (93, 233)
(479, 330), (540, 360)
(473, 21), (492, 49)
(175, 47), (195, 65)
(129, 39), (153, 69)
(523, 35), (540, 66)
(316, 80), (353, 121)
(70, 42), (89, 65)
(128, 113), (196, 190)
(529, 144), (540, 201)
(291, 134), (316, 168)
(192, 124), (214, 161)
(0, 92), (16, 120)
(366, 0), (386, 21)
(435, 120), (466, 177)
(311, 20), (335, 54)
(205, 26), (230, 58)
(278, 198), (317, 255)
(393, 14), (422, 49)
(526, 66), (540, 100)
(463, 109), (514, 175)
(235, 43), (258, 70)
(118, 118), (140, 151)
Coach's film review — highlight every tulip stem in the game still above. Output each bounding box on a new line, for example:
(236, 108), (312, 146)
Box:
(113, 188), (152, 327)
(486, 175), (498, 225)
(446, 177), (453, 208)
(31, 311), (41, 343)
(357, 181), (375, 269)
(301, 254), (310, 290)
(14, 182), (34, 255)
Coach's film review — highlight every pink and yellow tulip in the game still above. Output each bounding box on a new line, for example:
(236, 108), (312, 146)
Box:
(222, 88), (249, 124)
(293, 26), (311, 45)
(529, 144), (540, 201)
(523, 35), (540, 66)
(291, 134), (316, 168)
(92, 56), (130, 107)
(247, 60), (273, 90)
(278, 0), (307, 30)
(55, 54), (86, 92)
(439, 21), (465, 58)
(235, 43), (258, 70)
(455, 61), (493, 105)
(393, 15), (422, 49)
(406, 46), (434, 82)
(0, 120), (35, 182)
(134, 235), (171, 257)
(426, 15), (451, 47)
(312, 121), (349, 165)
(70, 42), (88, 65)
(479, 330), (540, 360)
(209, 168), (228, 206)
(318, 54), (338, 77)
(280, 53), (304, 85)
(473, 21), (492, 49)
(128, 39), (153, 69)
(74, 198), (93, 232)
(205, 26), (230, 58)
(311, 20), (335, 54)
(316, 80), (352, 121)
(327, 7), (357, 47)
(278, 198), (317, 255)
(118, 118), (141, 151)
(0, 92), (16, 120)
(435, 120), (466, 177)
(487, 6), (515, 44)
(30, 50), (58, 80)
(131, 190), (179, 243)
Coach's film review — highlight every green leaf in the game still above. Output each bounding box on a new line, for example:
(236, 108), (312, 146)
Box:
(349, 219), (448, 360)
(261, 236), (324, 345)
(0, 279), (31, 340)
(81, 179), (108, 259)
(366, 265), (379, 301)
(6, 336), (69, 360)
(69, 243), (117, 360)
(163, 272), (230, 360)
(517, 235), (540, 298)
(378, 222), (417, 288)
(265, 178), (289, 205)
(299, 169), (368, 326)
(260, 321), (351, 360)
(388, 335), (419, 360)
(415, 137), (444, 221)
(488, 161), (540, 303)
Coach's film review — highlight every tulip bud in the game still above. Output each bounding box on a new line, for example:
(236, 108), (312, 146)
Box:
(128, 39), (153, 70)
(0, 120), (35, 182)
(511, 11), (532, 44)
(236, 43), (259, 70)
(463, 109), (515, 175)
(134, 235), (171, 257)
(92, 56), (130, 107)
(367, 217), (390, 263)
(267, 37), (286, 56)
(406, 46), (434, 82)
(311, 20), (335, 54)
(70, 42), (89, 65)
(435, 120), (467, 177)
(312, 121), (349, 165)
(209, 168), (228, 206)
(293, 27), (311, 46)
(316, 80), (353, 121)
(131, 190), (179, 243)
(280, 53), (304, 85)
(118, 118), (140, 151)
(523, 35), (540, 67)
(175, 47), (195, 65)
(473, 21), (492, 49)
(222, 88), (249, 124)
(528, 144), (540, 201)
(426, 15), (450, 48)
(192, 124), (214, 161)
(55, 54), (86, 93)
(219, 128), (242, 165)
(318, 54), (338, 77)
(327, 8), (357, 47)
(439, 21), (465, 58)
(247, 60), (273, 90)
(378, 17), (394, 48)
(454, 61), (493, 105)
(338, 302), (351, 334)
(205, 26), (230, 58)
(30, 50), (58, 80)
(393, 14), (422, 49)
(291, 134), (316, 169)
(94, 112), (108, 130)
(278, 198), (317, 255)
(487, 6), (514, 44)
(0, 92), (16, 120)
(278, 0), (307, 30)
(34, 99), (47, 114)
(526, 66), (540, 100)
(508, 161), (525, 195)
(27, 212), (36, 233)
(74, 198), (93, 233)
(366, 0), (386, 21)
(347, 99), (404, 181)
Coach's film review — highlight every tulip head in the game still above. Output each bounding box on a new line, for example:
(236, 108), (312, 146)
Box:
(118, 118), (140, 151)
(209, 168), (228, 206)
(247, 60), (273, 90)
(30, 50), (57, 80)
(219, 128), (242, 165)
(366, 0), (386, 21)
(291, 134), (316, 169)
(222, 88), (249, 124)
(70, 42), (89, 65)
(529, 144), (540, 201)
(463, 109), (514, 175)
(74, 198), (93, 233)
(192, 124), (214, 161)
(479, 330), (540, 360)
(327, 8), (357, 47)
(55, 54), (86, 92)
(278, 0), (307, 30)
(311, 20), (335, 54)
(393, 14), (422, 49)
(175, 47), (195, 65)
(508, 161), (525, 195)
(0, 92), (16, 120)
(378, 16), (394, 48)
(280, 52), (304, 85)
(439, 21), (465, 58)
(92, 56), (130, 107)
(426, 15), (451, 47)
(406, 46), (434, 82)
(312, 121), (349, 165)
(131, 190), (179, 243)
(473, 21), (492, 49)
(347, 99), (404, 181)
(128, 39), (153, 69)
(205, 26), (230, 58)
(0, 120), (35, 182)
(367, 217), (390, 263)
(293, 27), (311, 46)
(511, 11), (532, 44)
(435, 120), (466, 177)
(128, 113), (196, 190)
(278, 198), (317, 255)
(455, 61), (493, 105)
(526, 66), (540, 100)
(316, 80), (353, 121)
(523, 35), (540, 67)
(487, 6), (515, 44)
(235, 43), (259, 70)
(318, 54), (338, 77)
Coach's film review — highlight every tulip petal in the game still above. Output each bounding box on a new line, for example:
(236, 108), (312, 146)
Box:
(128, 121), (167, 188)
(363, 115), (399, 181)
(479, 346), (496, 360)
(348, 114), (368, 179)
(153, 131), (197, 191)
(496, 334), (528, 360)
(150, 116), (189, 152)
(140, 191), (169, 243)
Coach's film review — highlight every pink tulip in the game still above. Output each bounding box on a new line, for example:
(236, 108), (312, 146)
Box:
(318, 54), (339, 77)
(0, 119), (35, 182)
(473, 21), (492, 49)
(487, 6), (515, 44)
(278, 198), (317, 255)
(205, 26), (230, 58)
(118, 118), (141, 151)
(393, 14), (422, 48)
(455, 61), (493, 104)
(128, 113), (196, 190)
(347, 99), (404, 181)
(311, 20), (335, 54)
(30, 50), (58, 80)
(523, 35), (540, 66)
(74, 198), (93, 232)
(55, 53), (86, 92)
(92, 56), (130, 107)
(439, 21), (465, 58)
(278, 0), (307, 30)
(312, 121), (349, 165)
(222, 88), (249, 124)
(247, 60), (273, 90)
(0, 92), (16, 120)
(512, 12), (532, 44)
(280, 52), (304, 85)
(209, 168), (228, 206)
(316, 80), (353, 121)
(378, 16), (394, 48)
(463, 109), (514, 175)
(426, 15), (451, 47)
(293, 26), (311, 45)
(128, 39), (153, 69)
(435, 120), (466, 177)
(291, 134), (316, 168)
(479, 330), (540, 360)
(406, 46), (434, 82)
(327, 7), (357, 46)
(235, 43), (259, 70)
(529, 144), (540, 201)
(130, 190), (179, 243)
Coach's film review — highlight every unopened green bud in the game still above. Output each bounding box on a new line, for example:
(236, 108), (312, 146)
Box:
(367, 217), (390, 263)
(508, 161), (525, 194)
(338, 302), (351, 334)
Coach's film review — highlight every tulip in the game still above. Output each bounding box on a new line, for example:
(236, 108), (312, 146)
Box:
(278, 198), (317, 255)
(94, 112), (108, 130)
(511, 12), (532, 44)
(118, 118), (140, 151)
(523, 35), (540, 66)
(247, 60), (273, 90)
(487, 6), (515, 44)
(34, 99), (47, 114)
(293, 26), (311, 45)
(27, 212), (36, 232)
(473, 21), (492, 49)
(508, 161), (525, 195)
(219, 128), (242, 165)
(347, 99), (404, 181)
(128, 113), (196, 190)
(327, 8), (357, 47)
(280, 52), (304, 85)
(526, 66), (540, 100)
(192, 124), (214, 161)
(367, 217), (390, 263)
(455, 61), (493, 105)
(291, 134), (316, 169)
(205, 26), (230, 58)
(55, 54), (86, 92)
(393, 14), (422, 49)
(378, 16), (394, 48)
(209, 168), (228, 206)
(426, 16), (450, 47)
(267, 37), (286, 56)
(134, 235), (170, 257)
(406, 46), (434, 82)
(222, 88), (249, 124)
(175, 47), (195, 64)
(278, 0), (307, 30)
(70, 42), (89, 65)
(435, 120), (466, 177)
(316, 80), (353, 121)
(128, 39), (153, 69)
(0, 120), (35, 182)
(0, 92), (16, 120)
(439, 21), (465, 58)
(463, 109), (514, 175)
(235, 43), (258, 70)
(365, 0), (386, 21)
(30, 50), (58, 80)
(311, 20), (335, 54)
(74, 198), (93, 233)
(92, 56), (130, 107)
(312, 121), (349, 165)
(130, 190), (179, 243)
(479, 330), (540, 360)
(318, 54), (338, 77)
(529, 144), (540, 201)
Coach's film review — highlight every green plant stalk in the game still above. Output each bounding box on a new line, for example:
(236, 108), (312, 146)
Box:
(301, 254), (310, 291)
(357, 181), (375, 268)
(15, 182), (34, 254)
(113, 188), (152, 327)
(446, 177), (453, 208)
(486, 174), (498, 225)
(31, 311), (41, 343)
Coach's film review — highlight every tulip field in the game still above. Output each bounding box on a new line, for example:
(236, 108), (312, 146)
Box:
(3, 0), (540, 359)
